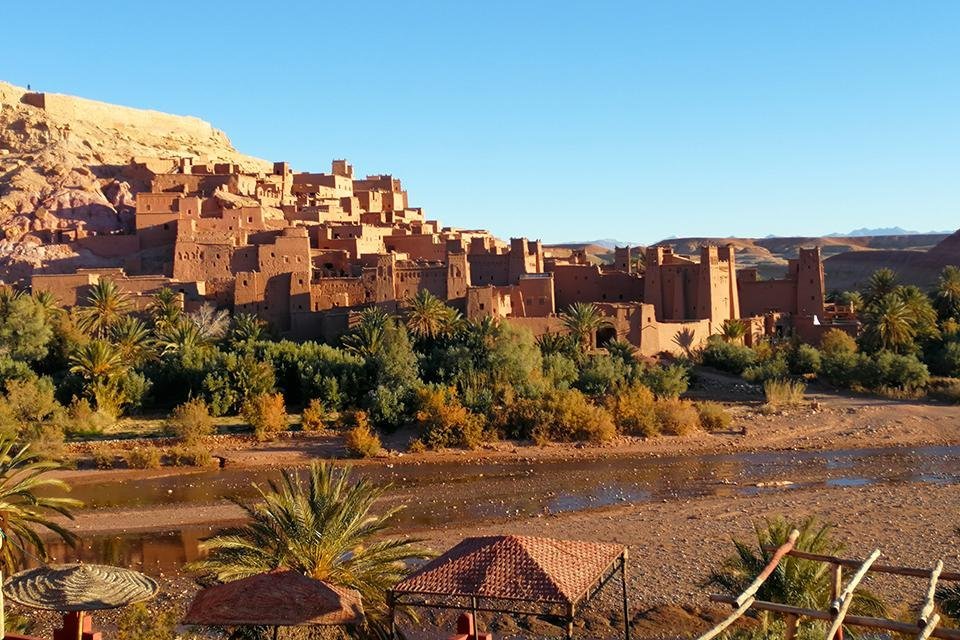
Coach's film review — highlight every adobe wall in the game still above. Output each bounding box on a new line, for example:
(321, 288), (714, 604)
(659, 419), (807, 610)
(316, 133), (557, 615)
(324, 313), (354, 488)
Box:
(503, 316), (565, 338)
(516, 275), (555, 317)
(550, 264), (644, 311)
(384, 233), (447, 262)
(76, 235), (140, 259)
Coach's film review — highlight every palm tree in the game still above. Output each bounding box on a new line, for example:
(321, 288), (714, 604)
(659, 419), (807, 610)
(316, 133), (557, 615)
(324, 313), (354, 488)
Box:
(110, 315), (155, 365)
(720, 319), (748, 344)
(709, 517), (886, 636)
(837, 290), (864, 311)
(536, 331), (574, 357)
(189, 463), (431, 636)
(155, 317), (211, 355)
(228, 313), (266, 347)
(342, 307), (392, 358)
(406, 290), (459, 340)
(863, 293), (916, 352)
(898, 285), (940, 342)
(559, 302), (608, 351)
(78, 279), (131, 338)
(31, 290), (62, 318)
(0, 437), (81, 573)
(148, 287), (182, 330)
(863, 268), (898, 307)
(936, 265), (960, 321)
(69, 339), (126, 381)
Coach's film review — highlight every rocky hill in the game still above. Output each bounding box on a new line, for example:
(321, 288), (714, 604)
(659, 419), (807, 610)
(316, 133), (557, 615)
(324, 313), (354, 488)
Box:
(653, 233), (955, 289)
(0, 81), (269, 283)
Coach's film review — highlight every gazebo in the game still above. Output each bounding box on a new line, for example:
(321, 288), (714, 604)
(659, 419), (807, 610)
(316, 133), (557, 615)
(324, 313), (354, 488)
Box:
(183, 569), (364, 638)
(389, 535), (630, 639)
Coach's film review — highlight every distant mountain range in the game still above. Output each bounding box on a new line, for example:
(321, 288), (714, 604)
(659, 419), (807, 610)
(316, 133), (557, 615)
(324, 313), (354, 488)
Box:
(826, 227), (953, 237)
(563, 228), (953, 248)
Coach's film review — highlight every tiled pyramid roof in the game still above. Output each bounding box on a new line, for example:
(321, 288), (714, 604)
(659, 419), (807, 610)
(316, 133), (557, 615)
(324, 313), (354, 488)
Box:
(393, 535), (624, 605)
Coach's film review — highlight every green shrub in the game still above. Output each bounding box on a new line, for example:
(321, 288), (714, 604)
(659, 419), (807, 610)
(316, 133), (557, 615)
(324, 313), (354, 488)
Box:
(789, 344), (822, 375)
(126, 447), (162, 469)
(344, 412), (382, 458)
(608, 384), (658, 437)
(169, 445), (212, 467)
(575, 353), (630, 396)
(695, 401), (732, 432)
(763, 379), (806, 408)
(642, 363), (690, 399)
(860, 351), (929, 391)
(702, 338), (756, 374)
(167, 397), (214, 444)
(242, 392), (288, 441)
(931, 341), (960, 378)
(300, 398), (329, 432)
(654, 399), (701, 436)
(820, 328), (857, 357)
(742, 354), (790, 383)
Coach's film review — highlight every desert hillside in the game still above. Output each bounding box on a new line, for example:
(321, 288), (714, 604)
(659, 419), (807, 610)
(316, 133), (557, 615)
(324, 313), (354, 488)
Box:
(653, 233), (956, 289)
(0, 82), (269, 283)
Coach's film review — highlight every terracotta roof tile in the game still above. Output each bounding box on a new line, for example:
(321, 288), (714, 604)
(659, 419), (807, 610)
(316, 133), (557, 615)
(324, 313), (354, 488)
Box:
(393, 535), (624, 605)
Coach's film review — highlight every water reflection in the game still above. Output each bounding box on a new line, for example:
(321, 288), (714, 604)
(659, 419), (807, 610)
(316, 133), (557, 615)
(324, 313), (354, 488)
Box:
(54, 445), (960, 571)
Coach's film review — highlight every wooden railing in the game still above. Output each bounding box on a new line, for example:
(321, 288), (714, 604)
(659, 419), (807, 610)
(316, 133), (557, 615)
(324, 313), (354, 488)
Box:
(696, 531), (960, 640)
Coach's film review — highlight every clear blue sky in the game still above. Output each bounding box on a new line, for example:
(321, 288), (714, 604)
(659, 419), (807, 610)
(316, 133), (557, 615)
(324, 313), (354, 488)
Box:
(4, 1), (958, 244)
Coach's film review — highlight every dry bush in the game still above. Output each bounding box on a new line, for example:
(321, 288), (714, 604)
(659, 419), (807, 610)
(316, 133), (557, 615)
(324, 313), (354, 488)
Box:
(407, 438), (427, 454)
(243, 392), (288, 441)
(695, 401), (733, 432)
(126, 447), (162, 469)
(168, 397), (214, 444)
(608, 384), (658, 437)
(413, 386), (484, 450)
(300, 398), (329, 432)
(169, 445), (213, 467)
(344, 411), (382, 458)
(67, 397), (114, 436)
(654, 398), (701, 436)
(93, 450), (118, 469)
(820, 328), (858, 357)
(763, 379), (806, 408)
(929, 377), (960, 404)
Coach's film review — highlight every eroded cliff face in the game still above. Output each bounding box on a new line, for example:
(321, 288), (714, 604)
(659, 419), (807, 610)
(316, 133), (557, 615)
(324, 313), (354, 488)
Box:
(0, 82), (269, 283)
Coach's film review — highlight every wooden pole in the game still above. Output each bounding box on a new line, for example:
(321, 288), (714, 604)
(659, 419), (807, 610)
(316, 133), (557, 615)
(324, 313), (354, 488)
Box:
(566, 603), (575, 640)
(621, 553), (630, 640)
(920, 560), (944, 626)
(471, 596), (479, 638)
(830, 564), (843, 640)
(765, 548), (960, 582)
(784, 613), (799, 640)
(389, 594), (397, 640)
(826, 550), (882, 640)
(735, 529), (800, 608)
(76, 612), (84, 640)
(709, 595), (960, 640)
(0, 568), (5, 639)
(919, 614), (941, 640)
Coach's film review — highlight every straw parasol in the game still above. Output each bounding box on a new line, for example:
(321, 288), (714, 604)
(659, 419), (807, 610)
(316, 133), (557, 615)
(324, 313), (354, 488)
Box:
(184, 569), (363, 629)
(3, 563), (159, 612)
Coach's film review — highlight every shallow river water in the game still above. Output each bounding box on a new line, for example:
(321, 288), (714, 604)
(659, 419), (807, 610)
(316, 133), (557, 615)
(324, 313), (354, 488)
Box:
(51, 445), (960, 572)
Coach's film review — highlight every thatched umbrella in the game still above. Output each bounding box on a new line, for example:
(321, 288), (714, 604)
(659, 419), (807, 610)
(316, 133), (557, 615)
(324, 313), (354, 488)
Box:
(3, 563), (159, 639)
(184, 569), (363, 639)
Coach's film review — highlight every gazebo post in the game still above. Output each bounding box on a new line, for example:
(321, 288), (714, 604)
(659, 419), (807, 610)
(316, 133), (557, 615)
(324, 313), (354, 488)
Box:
(388, 592), (397, 639)
(621, 550), (630, 640)
(471, 596), (479, 636)
(566, 603), (575, 639)
(272, 624), (279, 640)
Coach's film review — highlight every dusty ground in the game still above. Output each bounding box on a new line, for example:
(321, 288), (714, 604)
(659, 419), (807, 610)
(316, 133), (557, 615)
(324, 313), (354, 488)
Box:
(20, 380), (960, 638)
